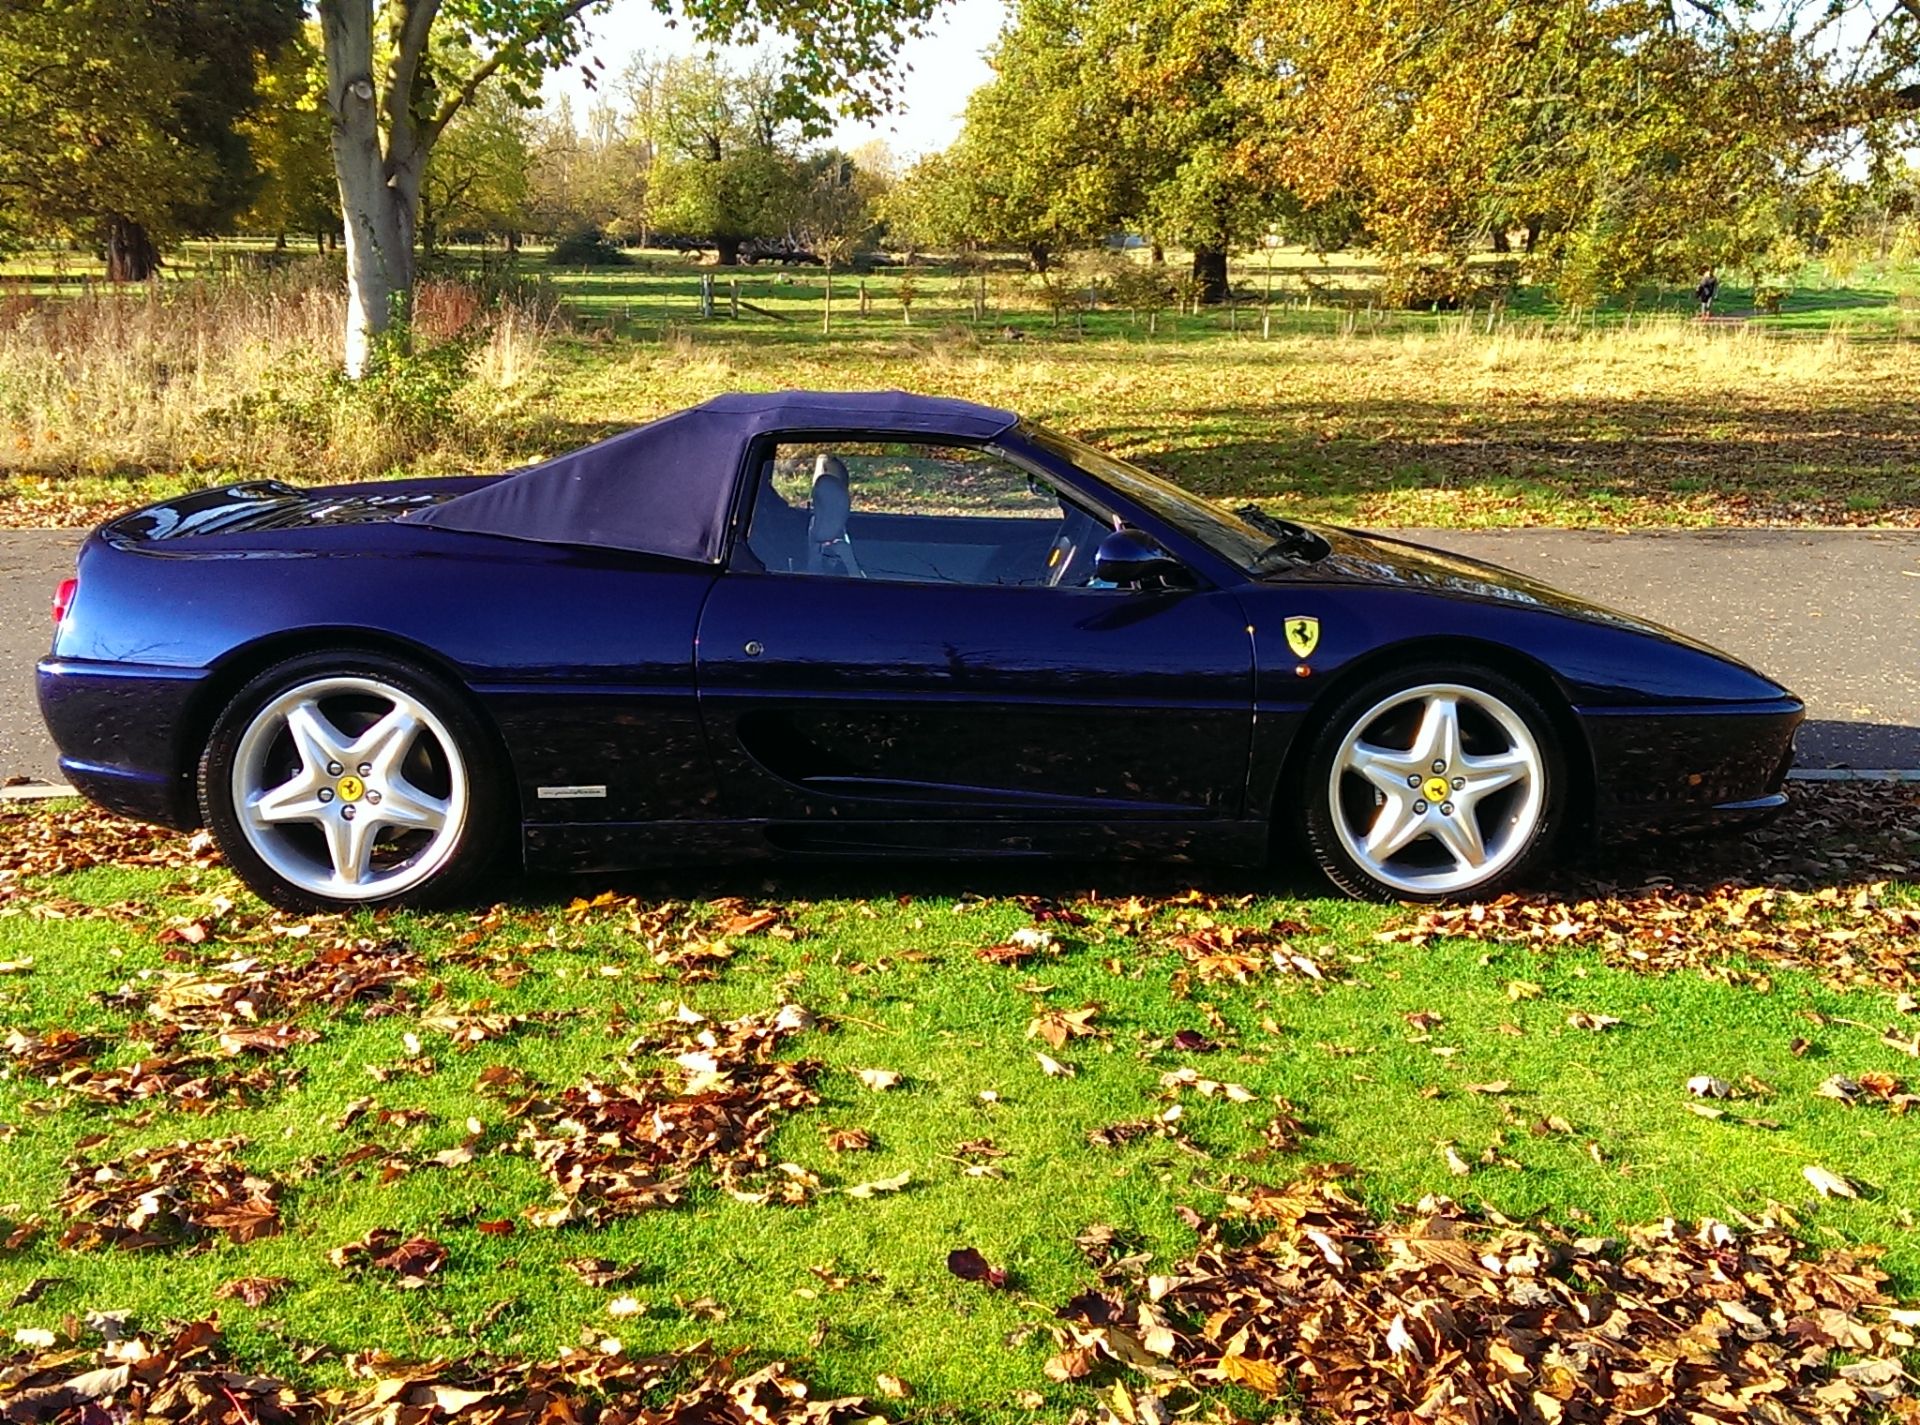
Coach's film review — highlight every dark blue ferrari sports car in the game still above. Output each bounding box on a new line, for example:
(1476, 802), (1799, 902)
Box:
(39, 390), (1802, 911)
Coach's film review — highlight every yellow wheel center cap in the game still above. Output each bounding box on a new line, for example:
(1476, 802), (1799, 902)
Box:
(1423, 776), (1450, 804)
(335, 774), (365, 803)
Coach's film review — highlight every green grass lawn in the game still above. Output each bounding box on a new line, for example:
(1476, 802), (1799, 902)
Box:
(3, 792), (1918, 1418)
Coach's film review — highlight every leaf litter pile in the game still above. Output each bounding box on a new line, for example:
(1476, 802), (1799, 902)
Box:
(507, 1005), (824, 1222)
(0, 1317), (875, 1425)
(1381, 783), (1920, 991)
(1058, 1173), (1917, 1424)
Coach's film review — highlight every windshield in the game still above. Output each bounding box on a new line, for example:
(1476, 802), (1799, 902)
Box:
(1019, 422), (1316, 574)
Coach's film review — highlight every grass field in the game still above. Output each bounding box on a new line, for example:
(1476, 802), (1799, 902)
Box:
(3, 787), (1918, 1419)
(3, 244), (1919, 531)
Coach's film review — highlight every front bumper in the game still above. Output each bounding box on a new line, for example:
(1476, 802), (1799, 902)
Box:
(36, 658), (208, 828)
(1579, 696), (1803, 836)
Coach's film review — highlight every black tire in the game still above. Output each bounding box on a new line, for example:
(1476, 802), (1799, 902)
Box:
(1296, 661), (1566, 902)
(198, 650), (511, 913)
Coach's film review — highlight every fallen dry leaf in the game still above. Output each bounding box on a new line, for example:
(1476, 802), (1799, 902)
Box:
(1803, 1164), (1860, 1199)
(947, 1246), (1009, 1289)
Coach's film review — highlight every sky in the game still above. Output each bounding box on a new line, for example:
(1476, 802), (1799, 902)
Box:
(545, 0), (1011, 161)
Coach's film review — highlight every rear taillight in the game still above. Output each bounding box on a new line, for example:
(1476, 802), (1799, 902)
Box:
(52, 576), (77, 625)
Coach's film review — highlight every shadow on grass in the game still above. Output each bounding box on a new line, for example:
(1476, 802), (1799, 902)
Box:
(1077, 394), (1920, 521)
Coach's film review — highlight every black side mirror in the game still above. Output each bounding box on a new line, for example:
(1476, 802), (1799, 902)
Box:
(1094, 528), (1186, 587)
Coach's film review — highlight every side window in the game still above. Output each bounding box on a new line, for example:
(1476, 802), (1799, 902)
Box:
(745, 440), (1114, 588)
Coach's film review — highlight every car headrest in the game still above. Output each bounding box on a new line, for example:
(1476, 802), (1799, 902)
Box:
(810, 455), (851, 543)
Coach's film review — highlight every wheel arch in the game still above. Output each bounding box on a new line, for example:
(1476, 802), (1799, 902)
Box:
(1271, 635), (1597, 841)
(179, 628), (521, 828)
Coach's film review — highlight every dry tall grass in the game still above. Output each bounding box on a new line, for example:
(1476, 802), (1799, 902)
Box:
(0, 264), (562, 481)
(4, 269), (1916, 529)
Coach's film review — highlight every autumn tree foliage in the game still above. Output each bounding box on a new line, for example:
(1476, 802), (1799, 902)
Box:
(910, 0), (1920, 304)
(0, 0), (302, 279)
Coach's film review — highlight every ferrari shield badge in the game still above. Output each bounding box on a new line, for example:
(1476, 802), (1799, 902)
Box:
(1284, 616), (1320, 659)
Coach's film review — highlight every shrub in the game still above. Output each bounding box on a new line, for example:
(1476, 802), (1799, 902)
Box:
(546, 230), (631, 267)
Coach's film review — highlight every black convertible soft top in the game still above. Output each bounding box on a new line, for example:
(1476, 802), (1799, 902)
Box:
(408, 390), (1019, 562)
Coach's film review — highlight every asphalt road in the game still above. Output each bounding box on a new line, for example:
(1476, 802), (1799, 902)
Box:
(2, 526), (1916, 786)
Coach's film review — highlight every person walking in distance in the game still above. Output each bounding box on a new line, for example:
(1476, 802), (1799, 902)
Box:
(1695, 267), (1720, 317)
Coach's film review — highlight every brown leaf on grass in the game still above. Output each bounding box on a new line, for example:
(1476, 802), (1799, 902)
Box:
(821, 1126), (873, 1153)
(947, 1247), (1009, 1289)
(213, 1276), (291, 1307)
(979, 926), (1057, 964)
(1255, 1099), (1311, 1155)
(709, 905), (781, 939)
(1566, 1012), (1622, 1031)
(874, 1373), (912, 1400)
(56, 1139), (282, 1251)
(1026, 1004), (1101, 1050)
(854, 1067), (901, 1091)
(1044, 1346), (1097, 1382)
(417, 1010), (545, 1050)
(2, 1028), (102, 1079)
(329, 1230), (448, 1288)
(1071, 1175), (1911, 1423)
(563, 1258), (638, 1288)
(213, 1024), (321, 1056)
(1087, 1119), (1162, 1148)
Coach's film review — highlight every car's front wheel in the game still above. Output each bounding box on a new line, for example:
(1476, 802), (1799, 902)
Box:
(198, 652), (507, 912)
(1301, 664), (1564, 901)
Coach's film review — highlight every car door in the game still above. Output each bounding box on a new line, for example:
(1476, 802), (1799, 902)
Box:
(693, 437), (1255, 847)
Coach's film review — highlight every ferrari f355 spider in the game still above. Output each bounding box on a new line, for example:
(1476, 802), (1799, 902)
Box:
(40, 391), (1802, 910)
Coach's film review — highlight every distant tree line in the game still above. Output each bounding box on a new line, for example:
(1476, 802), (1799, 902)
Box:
(3, 0), (1918, 343)
(880, 0), (1920, 306)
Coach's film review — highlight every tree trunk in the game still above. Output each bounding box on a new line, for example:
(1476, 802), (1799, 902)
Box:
(104, 216), (160, 282)
(1027, 243), (1050, 273)
(716, 235), (742, 266)
(1491, 228), (1511, 254)
(321, 0), (422, 377)
(1524, 218), (1542, 255)
(1191, 247), (1229, 306)
(1150, 243), (1165, 265)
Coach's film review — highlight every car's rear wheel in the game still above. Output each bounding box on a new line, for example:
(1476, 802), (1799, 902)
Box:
(199, 652), (507, 912)
(1300, 664), (1563, 901)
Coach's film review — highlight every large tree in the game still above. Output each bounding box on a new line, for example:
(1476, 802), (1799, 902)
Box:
(942, 0), (1282, 299)
(1235, 0), (1846, 301)
(316, 0), (943, 373)
(0, 0), (302, 278)
(638, 55), (804, 264)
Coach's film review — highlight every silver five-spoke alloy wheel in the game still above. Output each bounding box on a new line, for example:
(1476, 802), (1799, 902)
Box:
(1327, 681), (1545, 897)
(231, 675), (469, 901)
